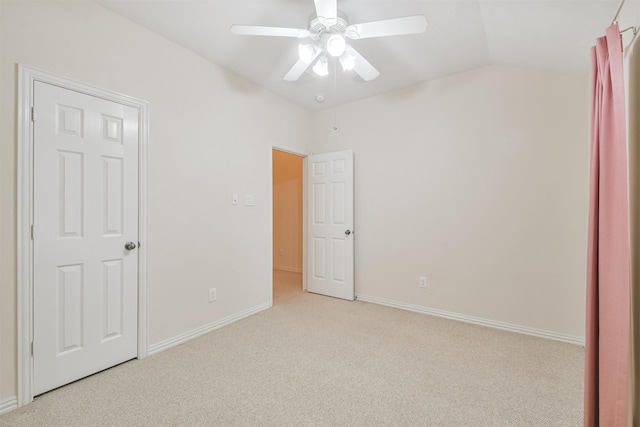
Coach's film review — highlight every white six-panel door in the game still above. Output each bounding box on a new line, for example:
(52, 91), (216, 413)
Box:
(306, 150), (354, 300)
(33, 82), (139, 395)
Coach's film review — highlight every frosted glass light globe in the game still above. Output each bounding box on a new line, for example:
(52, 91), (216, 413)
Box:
(313, 55), (329, 76)
(298, 44), (316, 63)
(326, 35), (346, 57)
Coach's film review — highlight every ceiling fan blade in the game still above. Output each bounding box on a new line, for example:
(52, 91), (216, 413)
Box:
(346, 15), (427, 40)
(345, 45), (380, 81)
(230, 25), (310, 38)
(314, 0), (337, 27)
(283, 49), (321, 81)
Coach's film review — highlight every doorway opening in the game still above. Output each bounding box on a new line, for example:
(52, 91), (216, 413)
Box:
(272, 149), (304, 304)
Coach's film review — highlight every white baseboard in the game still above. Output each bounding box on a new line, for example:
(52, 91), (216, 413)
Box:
(273, 265), (302, 273)
(356, 294), (585, 346)
(148, 302), (272, 355)
(0, 396), (18, 415)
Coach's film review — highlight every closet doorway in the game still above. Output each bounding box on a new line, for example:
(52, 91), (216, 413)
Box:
(272, 149), (304, 304)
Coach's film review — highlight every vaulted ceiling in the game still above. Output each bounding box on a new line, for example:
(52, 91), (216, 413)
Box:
(96, 0), (638, 111)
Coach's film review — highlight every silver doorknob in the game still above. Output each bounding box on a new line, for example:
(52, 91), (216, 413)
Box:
(124, 242), (137, 250)
(345, 230), (351, 236)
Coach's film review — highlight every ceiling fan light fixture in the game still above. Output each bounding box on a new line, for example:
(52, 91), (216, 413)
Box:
(339, 53), (355, 71)
(313, 55), (329, 76)
(231, 6), (427, 83)
(326, 34), (346, 57)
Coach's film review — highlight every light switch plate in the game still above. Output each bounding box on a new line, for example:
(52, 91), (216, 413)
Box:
(232, 194), (239, 205)
(245, 195), (255, 206)
(419, 276), (427, 288)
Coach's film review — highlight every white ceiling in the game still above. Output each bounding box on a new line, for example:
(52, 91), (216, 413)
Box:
(96, 0), (638, 111)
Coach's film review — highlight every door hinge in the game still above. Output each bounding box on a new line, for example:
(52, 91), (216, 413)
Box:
(31, 341), (34, 357)
(31, 225), (34, 240)
(31, 106), (36, 122)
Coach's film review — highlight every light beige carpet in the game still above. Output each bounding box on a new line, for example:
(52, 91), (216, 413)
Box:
(0, 271), (583, 426)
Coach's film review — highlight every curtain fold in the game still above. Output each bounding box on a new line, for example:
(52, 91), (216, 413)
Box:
(584, 24), (631, 427)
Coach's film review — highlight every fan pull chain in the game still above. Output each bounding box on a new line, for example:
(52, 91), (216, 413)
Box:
(333, 60), (338, 131)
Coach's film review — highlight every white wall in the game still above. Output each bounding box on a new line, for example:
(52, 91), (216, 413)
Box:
(311, 65), (589, 338)
(0, 0), (9, 407)
(273, 150), (303, 273)
(0, 0), (311, 402)
(627, 5), (640, 420)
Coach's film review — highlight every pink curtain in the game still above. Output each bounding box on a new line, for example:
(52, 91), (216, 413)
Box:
(585, 24), (631, 426)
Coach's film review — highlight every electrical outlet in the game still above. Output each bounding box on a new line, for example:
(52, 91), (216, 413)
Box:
(419, 276), (427, 288)
(209, 288), (217, 302)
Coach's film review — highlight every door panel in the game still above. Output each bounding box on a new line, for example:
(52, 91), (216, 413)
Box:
(57, 264), (84, 354)
(102, 259), (124, 340)
(306, 150), (354, 300)
(33, 82), (139, 395)
(103, 157), (124, 235)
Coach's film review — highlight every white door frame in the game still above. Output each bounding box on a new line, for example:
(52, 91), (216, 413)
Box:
(268, 145), (309, 304)
(17, 65), (149, 406)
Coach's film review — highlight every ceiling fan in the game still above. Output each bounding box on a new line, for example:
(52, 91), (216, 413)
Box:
(230, 0), (428, 82)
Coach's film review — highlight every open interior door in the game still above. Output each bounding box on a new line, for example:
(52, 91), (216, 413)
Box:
(306, 150), (354, 300)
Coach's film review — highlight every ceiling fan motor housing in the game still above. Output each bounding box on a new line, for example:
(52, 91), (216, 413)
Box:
(308, 10), (349, 35)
